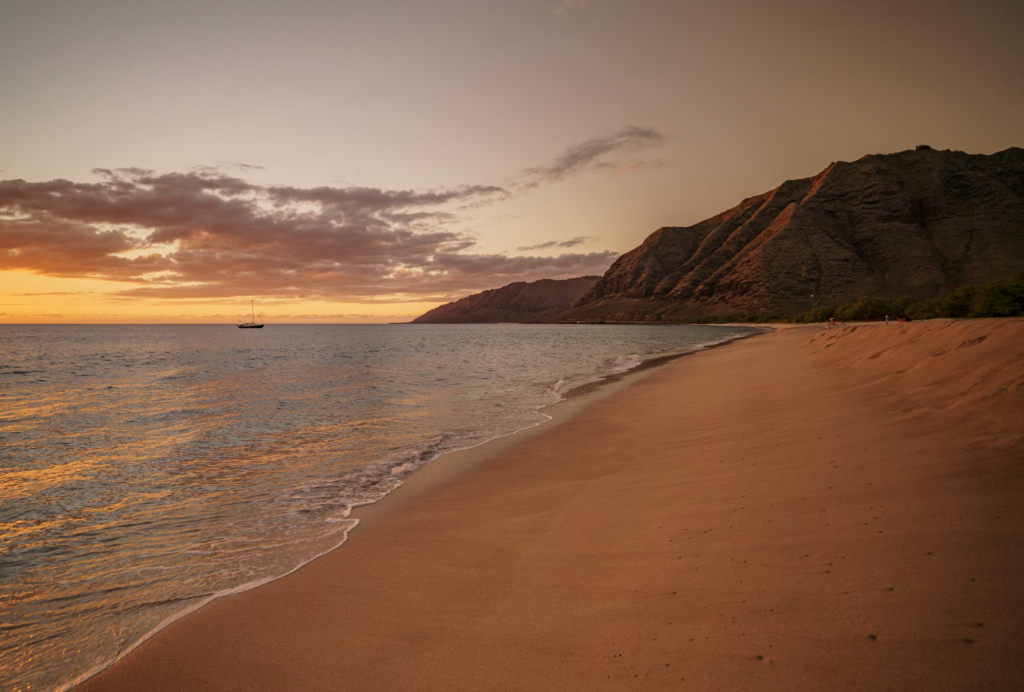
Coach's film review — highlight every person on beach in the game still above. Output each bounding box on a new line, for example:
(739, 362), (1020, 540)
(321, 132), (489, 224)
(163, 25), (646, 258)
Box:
(885, 314), (890, 324)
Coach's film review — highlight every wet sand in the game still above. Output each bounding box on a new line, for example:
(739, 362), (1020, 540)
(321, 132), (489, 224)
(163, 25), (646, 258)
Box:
(77, 319), (1024, 692)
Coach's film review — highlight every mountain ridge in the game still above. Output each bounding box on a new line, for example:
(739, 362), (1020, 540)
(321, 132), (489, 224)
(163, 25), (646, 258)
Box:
(410, 147), (1024, 324)
(564, 146), (1024, 321)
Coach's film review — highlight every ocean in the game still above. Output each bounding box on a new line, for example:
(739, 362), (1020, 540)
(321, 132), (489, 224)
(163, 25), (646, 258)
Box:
(0, 323), (757, 691)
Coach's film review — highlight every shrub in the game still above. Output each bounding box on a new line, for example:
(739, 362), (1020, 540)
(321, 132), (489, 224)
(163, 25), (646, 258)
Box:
(905, 272), (1024, 319)
(834, 296), (897, 321)
(686, 271), (1024, 324)
(791, 305), (835, 323)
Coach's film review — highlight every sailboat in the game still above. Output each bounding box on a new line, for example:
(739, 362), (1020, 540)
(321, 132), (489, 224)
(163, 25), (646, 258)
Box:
(237, 300), (264, 329)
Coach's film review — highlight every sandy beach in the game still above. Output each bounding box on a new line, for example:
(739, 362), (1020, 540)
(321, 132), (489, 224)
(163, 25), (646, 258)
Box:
(76, 319), (1024, 692)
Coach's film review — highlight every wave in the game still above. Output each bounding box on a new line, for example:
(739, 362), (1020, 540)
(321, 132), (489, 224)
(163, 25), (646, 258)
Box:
(545, 378), (568, 397)
(609, 353), (641, 373)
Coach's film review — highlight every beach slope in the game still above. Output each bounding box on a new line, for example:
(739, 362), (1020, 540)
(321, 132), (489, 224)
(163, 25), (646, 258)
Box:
(78, 319), (1024, 692)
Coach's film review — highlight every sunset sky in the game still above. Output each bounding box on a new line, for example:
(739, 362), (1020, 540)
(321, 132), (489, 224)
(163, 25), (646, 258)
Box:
(1, 0), (1021, 323)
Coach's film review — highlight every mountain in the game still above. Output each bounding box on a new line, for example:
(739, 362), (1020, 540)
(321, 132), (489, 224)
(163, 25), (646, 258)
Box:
(412, 276), (601, 324)
(564, 147), (1024, 322)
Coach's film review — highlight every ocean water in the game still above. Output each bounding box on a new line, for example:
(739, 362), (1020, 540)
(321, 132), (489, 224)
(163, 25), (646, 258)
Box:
(0, 323), (756, 691)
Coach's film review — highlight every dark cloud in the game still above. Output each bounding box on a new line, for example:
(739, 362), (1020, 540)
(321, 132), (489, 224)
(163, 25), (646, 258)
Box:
(0, 169), (616, 302)
(523, 126), (665, 183)
(516, 236), (595, 251)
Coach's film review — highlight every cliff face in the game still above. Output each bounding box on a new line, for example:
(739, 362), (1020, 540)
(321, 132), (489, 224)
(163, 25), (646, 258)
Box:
(566, 147), (1024, 321)
(412, 276), (600, 323)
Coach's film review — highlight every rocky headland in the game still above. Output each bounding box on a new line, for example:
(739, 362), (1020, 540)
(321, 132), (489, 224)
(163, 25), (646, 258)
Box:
(412, 276), (600, 324)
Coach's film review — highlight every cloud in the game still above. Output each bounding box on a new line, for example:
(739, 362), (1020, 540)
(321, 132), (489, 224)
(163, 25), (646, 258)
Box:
(594, 159), (667, 173)
(517, 236), (595, 251)
(13, 292), (90, 296)
(552, 0), (590, 17)
(191, 161), (267, 176)
(522, 126), (666, 183)
(0, 168), (616, 303)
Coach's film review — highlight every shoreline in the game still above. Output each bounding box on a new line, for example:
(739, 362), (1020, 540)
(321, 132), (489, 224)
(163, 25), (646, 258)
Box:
(351, 327), (767, 531)
(53, 326), (758, 692)
(76, 319), (1024, 691)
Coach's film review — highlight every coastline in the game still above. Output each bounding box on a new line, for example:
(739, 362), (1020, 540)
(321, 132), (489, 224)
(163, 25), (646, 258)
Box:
(352, 327), (768, 531)
(76, 319), (1024, 691)
(47, 327), (756, 692)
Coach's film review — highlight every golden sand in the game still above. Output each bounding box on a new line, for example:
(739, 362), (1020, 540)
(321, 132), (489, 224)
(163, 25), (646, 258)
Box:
(77, 319), (1024, 692)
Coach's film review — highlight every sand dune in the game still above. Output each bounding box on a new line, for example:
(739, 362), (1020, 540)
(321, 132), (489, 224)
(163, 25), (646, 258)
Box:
(77, 319), (1024, 692)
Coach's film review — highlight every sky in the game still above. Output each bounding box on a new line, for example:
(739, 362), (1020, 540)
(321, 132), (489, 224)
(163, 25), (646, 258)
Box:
(1, 0), (1021, 323)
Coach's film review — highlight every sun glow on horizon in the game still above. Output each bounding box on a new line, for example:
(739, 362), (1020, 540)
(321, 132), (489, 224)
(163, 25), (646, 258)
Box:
(0, 270), (435, 324)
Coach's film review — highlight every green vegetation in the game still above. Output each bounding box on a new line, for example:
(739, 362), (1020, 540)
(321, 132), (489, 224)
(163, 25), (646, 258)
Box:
(908, 271), (1024, 319)
(689, 272), (1024, 324)
(794, 271), (1024, 323)
(790, 296), (916, 323)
